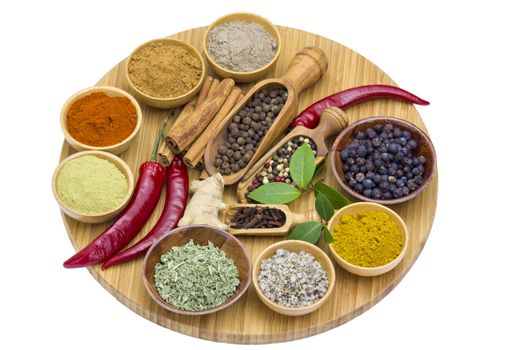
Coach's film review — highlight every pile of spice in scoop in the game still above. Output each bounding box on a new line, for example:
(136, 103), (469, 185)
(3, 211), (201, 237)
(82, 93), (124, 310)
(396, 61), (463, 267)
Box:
(207, 21), (277, 72)
(154, 240), (239, 311)
(231, 206), (286, 229)
(214, 87), (287, 175)
(245, 136), (316, 201)
(258, 249), (328, 308)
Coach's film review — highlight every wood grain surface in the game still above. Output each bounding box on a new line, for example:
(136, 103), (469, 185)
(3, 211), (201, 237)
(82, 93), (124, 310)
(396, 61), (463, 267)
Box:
(59, 26), (438, 344)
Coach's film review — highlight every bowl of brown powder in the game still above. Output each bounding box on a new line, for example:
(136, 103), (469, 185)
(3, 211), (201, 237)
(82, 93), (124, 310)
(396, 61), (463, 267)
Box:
(126, 38), (205, 109)
(204, 13), (281, 83)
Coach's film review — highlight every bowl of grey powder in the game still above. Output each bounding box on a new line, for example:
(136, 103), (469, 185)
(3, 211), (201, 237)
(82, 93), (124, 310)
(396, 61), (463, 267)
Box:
(204, 13), (281, 82)
(253, 240), (336, 316)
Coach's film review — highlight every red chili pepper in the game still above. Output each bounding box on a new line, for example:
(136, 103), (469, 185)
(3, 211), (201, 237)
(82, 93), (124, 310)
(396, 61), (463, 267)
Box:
(290, 85), (430, 129)
(63, 162), (166, 268)
(101, 156), (189, 269)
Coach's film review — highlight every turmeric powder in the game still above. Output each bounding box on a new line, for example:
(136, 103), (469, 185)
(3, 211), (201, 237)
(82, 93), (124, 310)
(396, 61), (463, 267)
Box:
(332, 211), (403, 267)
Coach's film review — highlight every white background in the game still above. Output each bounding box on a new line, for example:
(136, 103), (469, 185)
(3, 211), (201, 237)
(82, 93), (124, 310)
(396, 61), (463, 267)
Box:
(1, 0), (524, 349)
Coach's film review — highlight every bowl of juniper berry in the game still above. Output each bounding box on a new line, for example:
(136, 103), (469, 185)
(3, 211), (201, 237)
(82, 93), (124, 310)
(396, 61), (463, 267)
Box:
(330, 117), (436, 205)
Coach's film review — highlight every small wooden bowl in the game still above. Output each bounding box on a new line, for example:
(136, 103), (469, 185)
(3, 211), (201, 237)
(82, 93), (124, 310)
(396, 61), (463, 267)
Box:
(142, 225), (252, 316)
(125, 38), (205, 109)
(331, 116), (436, 205)
(203, 12), (281, 83)
(60, 86), (143, 155)
(327, 202), (409, 277)
(51, 150), (134, 224)
(253, 240), (335, 316)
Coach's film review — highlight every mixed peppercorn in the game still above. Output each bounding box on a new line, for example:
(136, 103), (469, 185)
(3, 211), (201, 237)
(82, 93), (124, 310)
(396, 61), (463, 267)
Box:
(340, 123), (426, 200)
(246, 136), (316, 200)
(214, 87), (288, 176)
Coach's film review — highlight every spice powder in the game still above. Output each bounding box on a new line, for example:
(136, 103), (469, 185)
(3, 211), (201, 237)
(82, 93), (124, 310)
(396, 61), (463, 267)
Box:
(332, 211), (404, 267)
(128, 41), (202, 98)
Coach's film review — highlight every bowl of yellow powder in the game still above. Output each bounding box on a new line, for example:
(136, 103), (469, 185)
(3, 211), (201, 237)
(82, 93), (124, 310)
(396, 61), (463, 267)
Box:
(327, 202), (409, 277)
(126, 38), (205, 109)
(52, 151), (134, 224)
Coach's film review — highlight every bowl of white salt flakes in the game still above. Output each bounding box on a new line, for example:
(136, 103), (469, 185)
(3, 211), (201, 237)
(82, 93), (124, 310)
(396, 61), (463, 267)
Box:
(203, 12), (281, 83)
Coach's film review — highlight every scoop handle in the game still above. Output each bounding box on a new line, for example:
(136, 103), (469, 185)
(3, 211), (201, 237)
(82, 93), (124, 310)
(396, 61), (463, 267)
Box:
(282, 47), (328, 94)
(314, 107), (348, 140)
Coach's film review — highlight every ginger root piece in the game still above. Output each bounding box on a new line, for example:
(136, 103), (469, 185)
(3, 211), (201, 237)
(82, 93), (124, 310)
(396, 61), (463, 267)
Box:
(178, 173), (228, 229)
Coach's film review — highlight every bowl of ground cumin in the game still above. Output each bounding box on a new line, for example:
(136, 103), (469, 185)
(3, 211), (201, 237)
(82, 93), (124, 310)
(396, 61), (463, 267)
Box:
(60, 86), (142, 155)
(126, 38), (205, 108)
(204, 13), (281, 82)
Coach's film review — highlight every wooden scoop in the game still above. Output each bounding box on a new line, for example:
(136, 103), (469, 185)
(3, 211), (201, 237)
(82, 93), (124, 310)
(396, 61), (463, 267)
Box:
(237, 107), (348, 203)
(204, 47), (328, 185)
(223, 204), (320, 236)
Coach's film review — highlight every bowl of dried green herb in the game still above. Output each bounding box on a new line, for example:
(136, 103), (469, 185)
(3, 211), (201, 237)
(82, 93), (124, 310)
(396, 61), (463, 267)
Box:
(142, 225), (252, 316)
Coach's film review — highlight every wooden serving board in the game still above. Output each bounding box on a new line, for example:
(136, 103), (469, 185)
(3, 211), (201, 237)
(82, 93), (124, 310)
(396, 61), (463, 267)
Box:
(60, 26), (438, 344)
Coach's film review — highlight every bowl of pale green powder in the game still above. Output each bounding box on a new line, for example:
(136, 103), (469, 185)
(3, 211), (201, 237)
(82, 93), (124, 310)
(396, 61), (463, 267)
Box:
(52, 150), (134, 224)
(142, 225), (252, 316)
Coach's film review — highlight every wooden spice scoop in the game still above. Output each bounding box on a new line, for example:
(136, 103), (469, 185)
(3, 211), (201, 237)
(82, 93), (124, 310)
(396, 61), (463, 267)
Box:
(236, 107), (348, 203)
(204, 47), (329, 185)
(223, 204), (320, 236)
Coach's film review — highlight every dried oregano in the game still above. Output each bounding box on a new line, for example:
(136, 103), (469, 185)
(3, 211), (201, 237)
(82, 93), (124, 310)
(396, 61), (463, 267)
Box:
(154, 240), (240, 311)
(258, 249), (328, 308)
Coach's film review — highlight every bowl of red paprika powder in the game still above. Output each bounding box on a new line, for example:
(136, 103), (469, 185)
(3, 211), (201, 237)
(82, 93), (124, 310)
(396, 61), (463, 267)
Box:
(60, 86), (143, 155)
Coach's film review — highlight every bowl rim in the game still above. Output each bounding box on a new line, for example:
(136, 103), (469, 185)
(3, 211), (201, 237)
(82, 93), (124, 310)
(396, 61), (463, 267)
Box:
(125, 38), (206, 101)
(252, 239), (336, 313)
(51, 150), (134, 218)
(327, 202), (409, 274)
(60, 85), (143, 152)
(330, 116), (436, 205)
(203, 12), (282, 76)
(142, 225), (253, 316)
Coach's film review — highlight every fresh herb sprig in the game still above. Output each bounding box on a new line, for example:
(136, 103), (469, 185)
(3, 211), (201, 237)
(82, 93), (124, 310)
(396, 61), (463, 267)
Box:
(248, 144), (350, 243)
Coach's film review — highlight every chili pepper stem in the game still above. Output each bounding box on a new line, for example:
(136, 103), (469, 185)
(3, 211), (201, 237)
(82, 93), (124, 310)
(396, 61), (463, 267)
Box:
(150, 110), (172, 162)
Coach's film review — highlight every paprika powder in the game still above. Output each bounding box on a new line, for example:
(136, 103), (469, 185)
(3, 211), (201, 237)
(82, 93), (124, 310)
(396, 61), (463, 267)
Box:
(66, 92), (137, 147)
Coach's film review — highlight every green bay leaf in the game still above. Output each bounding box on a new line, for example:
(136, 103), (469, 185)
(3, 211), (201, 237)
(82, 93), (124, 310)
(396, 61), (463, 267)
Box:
(315, 191), (334, 222)
(288, 221), (323, 244)
(314, 182), (351, 209)
(290, 143), (316, 189)
(247, 182), (301, 204)
(323, 225), (334, 243)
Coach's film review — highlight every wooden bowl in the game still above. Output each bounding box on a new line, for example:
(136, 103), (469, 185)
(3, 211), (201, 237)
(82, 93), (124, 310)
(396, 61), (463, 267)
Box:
(51, 150), (134, 224)
(203, 12), (281, 83)
(252, 240), (336, 316)
(327, 202), (409, 277)
(125, 38), (205, 109)
(331, 116), (436, 205)
(142, 225), (252, 316)
(60, 86), (143, 155)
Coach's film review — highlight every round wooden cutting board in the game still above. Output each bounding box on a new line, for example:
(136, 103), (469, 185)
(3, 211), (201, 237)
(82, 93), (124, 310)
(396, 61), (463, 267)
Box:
(60, 26), (438, 344)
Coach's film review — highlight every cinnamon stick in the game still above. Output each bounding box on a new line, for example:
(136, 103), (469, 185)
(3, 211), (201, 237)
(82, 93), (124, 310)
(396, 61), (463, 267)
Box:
(184, 87), (243, 168)
(166, 78), (235, 155)
(157, 76), (215, 166)
(197, 76), (213, 104)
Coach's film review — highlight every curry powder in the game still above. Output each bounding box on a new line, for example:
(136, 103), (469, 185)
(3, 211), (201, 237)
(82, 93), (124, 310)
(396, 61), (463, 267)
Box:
(332, 211), (403, 267)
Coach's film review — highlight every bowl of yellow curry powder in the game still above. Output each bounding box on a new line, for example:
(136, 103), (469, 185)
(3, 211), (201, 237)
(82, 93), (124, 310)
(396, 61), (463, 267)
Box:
(52, 151), (134, 224)
(327, 202), (408, 277)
